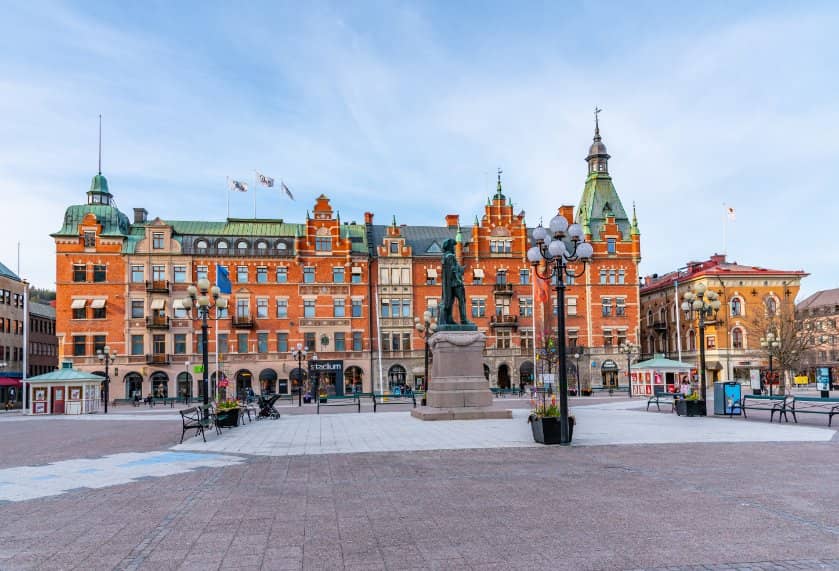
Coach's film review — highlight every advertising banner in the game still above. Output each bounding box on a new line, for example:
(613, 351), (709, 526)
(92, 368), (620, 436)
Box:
(816, 368), (830, 392)
(750, 369), (761, 390)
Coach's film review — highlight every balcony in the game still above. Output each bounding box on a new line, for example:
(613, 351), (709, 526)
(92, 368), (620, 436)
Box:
(145, 280), (169, 293)
(233, 315), (255, 329)
(493, 283), (514, 295)
(653, 321), (668, 332)
(490, 314), (518, 328)
(146, 315), (170, 329)
(146, 353), (171, 365)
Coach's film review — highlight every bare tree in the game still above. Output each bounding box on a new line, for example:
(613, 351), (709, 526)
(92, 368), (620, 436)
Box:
(748, 291), (810, 394)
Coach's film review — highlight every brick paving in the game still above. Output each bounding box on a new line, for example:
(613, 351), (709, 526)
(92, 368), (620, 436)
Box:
(0, 399), (837, 570)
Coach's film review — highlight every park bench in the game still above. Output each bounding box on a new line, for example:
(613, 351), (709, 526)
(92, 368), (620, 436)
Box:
(112, 398), (135, 407)
(372, 392), (416, 412)
(591, 386), (629, 397)
(647, 392), (679, 412)
(316, 393), (362, 414)
(179, 407), (205, 443)
(787, 396), (839, 427)
(491, 388), (523, 398)
(740, 394), (791, 423)
(144, 396), (176, 408)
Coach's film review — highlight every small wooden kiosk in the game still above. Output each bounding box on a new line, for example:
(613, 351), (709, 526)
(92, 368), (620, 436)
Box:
(25, 365), (105, 415)
(631, 354), (693, 396)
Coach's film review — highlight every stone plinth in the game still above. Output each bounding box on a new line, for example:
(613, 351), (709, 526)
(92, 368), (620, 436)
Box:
(411, 330), (512, 421)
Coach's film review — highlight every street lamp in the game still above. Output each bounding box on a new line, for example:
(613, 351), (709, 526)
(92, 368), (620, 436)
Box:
(760, 332), (780, 396)
(528, 214), (594, 445)
(96, 345), (116, 414)
(291, 343), (317, 406)
(414, 310), (438, 399)
(681, 283), (721, 413)
(572, 348), (583, 397)
(618, 342), (639, 398)
(181, 278), (228, 423)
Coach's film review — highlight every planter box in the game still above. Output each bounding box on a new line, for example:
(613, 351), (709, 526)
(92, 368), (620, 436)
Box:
(530, 415), (575, 444)
(676, 399), (707, 417)
(215, 408), (240, 427)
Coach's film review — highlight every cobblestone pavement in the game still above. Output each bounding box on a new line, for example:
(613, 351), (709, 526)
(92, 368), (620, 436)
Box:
(1, 399), (837, 570)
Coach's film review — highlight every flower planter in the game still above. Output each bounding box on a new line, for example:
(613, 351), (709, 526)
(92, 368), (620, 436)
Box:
(675, 399), (707, 417)
(529, 415), (575, 444)
(215, 407), (240, 427)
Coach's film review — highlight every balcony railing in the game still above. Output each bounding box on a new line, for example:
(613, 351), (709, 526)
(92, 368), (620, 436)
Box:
(146, 353), (171, 365)
(145, 280), (169, 293)
(493, 283), (514, 295)
(490, 314), (518, 328)
(183, 246), (294, 257)
(652, 321), (668, 332)
(146, 315), (170, 329)
(232, 315), (255, 329)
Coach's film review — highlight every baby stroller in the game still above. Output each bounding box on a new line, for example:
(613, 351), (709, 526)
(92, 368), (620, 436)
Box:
(257, 394), (282, 419)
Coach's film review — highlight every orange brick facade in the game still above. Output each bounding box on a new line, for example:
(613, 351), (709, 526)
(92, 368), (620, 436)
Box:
(55, 127), (642, 399)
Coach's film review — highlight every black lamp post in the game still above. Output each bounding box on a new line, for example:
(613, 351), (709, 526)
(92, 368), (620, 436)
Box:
(760, 332), (780, 396)
(528, 215), (594, 445)
(572, 348), (583, 396)
(291, 343), (316, 406)
(681, 283), (721, 413)
(181, 279), (228, 423)
(414, 310), (437, 401)
(618, 342), (639, 398)
(96, 345), (116, 414)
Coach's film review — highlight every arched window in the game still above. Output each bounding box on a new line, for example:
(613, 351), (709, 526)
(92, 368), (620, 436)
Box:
(688, 330), (696, 351)
(387, 364), (406, 389)
(647, 310), (653, 326)
(195, 239), (208, 250)
(730, 297), (742, 316)
(256, 241), (267, 250)
(732, 327), (744, 349)
(236, 240), (249, 250)
(647, 335), (655, 354)
(276, 241), (287, 250)
(217, 240), (228, 250)
(765, 297), (777, 317)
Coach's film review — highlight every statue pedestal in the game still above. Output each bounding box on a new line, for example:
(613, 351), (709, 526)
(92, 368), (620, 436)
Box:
(411, 329), (512, 421)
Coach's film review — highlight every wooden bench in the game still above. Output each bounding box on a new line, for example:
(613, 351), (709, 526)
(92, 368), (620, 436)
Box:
(647, 392), (679, 412)
(316, 394), (361, 414)
(144, 396), (176, 408)
(491, 388), (523, 398)
(372, 392), (416, 412)
(179, 407), (205, 443)
(740, 395), (791, 423)
(787, 396), (839, 426)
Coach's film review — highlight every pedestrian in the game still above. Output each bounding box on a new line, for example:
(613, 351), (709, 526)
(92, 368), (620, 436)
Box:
(680, 378), (692, 396)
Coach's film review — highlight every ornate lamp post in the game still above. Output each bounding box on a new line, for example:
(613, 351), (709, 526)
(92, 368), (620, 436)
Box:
(760, 332), (780, 396)
(414, 310), (438, 399)
(291, 343), (317, 406)
(528, 214), (594, 445)
(618, 342), (639, 398)
(181, 279), (228, 423)
(96, 345), (116, 414)
(681, 283), (721, 413)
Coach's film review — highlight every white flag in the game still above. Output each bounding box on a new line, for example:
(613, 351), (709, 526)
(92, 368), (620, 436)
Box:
(256, 171), (274, 188)
(726, 206), (736, 221)
(228, 179), (248, 193)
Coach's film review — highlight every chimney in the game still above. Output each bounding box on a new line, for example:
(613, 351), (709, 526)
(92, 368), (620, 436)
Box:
(445, 214), (459, 229)
(364, 212), (374, 224)
(558, 205), (574, 223)
(133, 208), (148, 224)
(710, 253), (726, 265)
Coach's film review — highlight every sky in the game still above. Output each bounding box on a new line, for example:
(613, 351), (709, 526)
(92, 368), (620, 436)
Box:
(1, 1), (837, 298)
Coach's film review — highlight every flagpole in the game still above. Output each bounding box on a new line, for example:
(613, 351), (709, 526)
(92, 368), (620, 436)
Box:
(253, 171), (257, 219)
(722, 203), (727, 255)
(531, 272), (537, 390)
(226, 177), (230, 220)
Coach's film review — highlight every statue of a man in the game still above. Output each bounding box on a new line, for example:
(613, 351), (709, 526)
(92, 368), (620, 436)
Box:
(440, 238), (471, 325)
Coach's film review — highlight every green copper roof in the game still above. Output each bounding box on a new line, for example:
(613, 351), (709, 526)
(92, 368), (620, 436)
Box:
(28, 368), (106, 383)
(88, 173), (110, 195)
(630, 202), (640, 236)
(634, 354), (692, 370)
(576, 172), (631, 240)
(53, 204), (131, 237)
(166, 220), (305, 237)
(0, 261), (21, 281)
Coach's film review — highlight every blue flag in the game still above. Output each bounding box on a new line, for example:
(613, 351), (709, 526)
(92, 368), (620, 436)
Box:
(216, 264), (232, 294)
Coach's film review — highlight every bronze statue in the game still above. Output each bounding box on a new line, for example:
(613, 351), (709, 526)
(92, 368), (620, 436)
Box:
(440, 238), (471, 326)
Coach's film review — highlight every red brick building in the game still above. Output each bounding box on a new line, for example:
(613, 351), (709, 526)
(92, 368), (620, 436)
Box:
(55, 124), (641, 398)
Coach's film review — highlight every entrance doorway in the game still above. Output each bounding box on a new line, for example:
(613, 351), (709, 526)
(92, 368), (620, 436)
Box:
(601, 359), (619, 388)
(51, 386), (65, 414)
(345, 366), (363, 393)
(236, 370), (253, 399)
(290, 368), (308, 395)
(125, 372), (143, 399)
(259, 369), (277, 394)
(497, 364), (511, 389)
(151, 372), (169, 398)
(177, 372), (192, 400)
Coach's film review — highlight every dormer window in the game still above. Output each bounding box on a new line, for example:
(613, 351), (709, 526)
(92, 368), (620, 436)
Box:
(256, 241), (267, 250)
(236, 240), (249, 250)
(276, 242), (287, 251)
(195, 239), (208, 250)
(390, 242), (399, 254)
(315, 237), (332, 252)
(153, 232), (164, 249)
(217, 240), (228, 250)
(83, 231), (96, 248)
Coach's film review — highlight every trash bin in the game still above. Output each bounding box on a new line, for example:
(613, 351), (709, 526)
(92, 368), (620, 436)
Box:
(714, 381), (741, 416)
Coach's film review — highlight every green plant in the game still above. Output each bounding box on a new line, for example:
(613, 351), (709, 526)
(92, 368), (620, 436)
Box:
(216, 399), (239, 410)
(530, 394), (561, 418)
(684, 392), (700, 401)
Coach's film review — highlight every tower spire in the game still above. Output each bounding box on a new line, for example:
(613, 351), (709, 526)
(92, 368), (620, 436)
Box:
(98, 114), (102, 175)
(586, 107), (610, 175)
(594, 107), (601, 139)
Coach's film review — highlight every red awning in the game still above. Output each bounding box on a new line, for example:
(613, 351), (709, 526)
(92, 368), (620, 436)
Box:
(0, 378), (22, 387)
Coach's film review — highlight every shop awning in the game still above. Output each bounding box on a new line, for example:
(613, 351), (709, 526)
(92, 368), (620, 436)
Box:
(351, 266), (363, 275)
(473, 268), (485, 279)
(426, 268), (438, 278)
(90, 299), (106, 309)
(411, 366), (425, 376)
(706, 361), (723, 371)
(173, 299), (184, 309)
(150, 299), (166, 310)
(70, 299), (87, 309)
(0, 377), (22, 387)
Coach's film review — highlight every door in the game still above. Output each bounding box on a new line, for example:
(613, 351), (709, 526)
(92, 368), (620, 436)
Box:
(51, 387), (65, 415)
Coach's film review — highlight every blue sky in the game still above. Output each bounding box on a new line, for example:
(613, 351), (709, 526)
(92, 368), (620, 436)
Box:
(2, 1), (837, 298)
